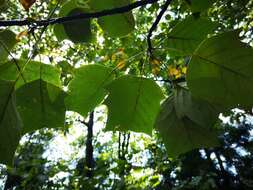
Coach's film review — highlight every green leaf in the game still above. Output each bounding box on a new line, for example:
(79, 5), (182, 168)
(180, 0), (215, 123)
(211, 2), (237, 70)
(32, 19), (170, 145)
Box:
(0, 30), (17, 63)
(166, 16), (218, 56)
(105, 76), (164, 135)
(185, 0), (214, 12)
(0, 0), (8, 12)
(65, 64), (114, 116)
(0, 60), (61, 89)
(0, 0), (5, 7)
(89, 0), (135, 37)
(54, 0), (92, 43)
(187, 30), (253, 109)
(156, 93), (220, 158)
(174, 87), (220, 128)
(16, 80), (66, 134)
(0, 80), (22, 165)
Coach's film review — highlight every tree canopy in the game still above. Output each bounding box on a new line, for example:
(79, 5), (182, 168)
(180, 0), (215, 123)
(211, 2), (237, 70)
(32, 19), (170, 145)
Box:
(0, 0), (252, 189)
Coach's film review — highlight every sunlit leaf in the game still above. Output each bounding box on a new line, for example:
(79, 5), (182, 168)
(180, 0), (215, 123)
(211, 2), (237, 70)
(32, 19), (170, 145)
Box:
(16, 30), (28, 42)
(181, 66), (187, 74)
(65, 64), (114, 116)
(168, 66), (180, 77)
(105, 76), (164, 135)
(16, 80), (66, 134)
(116, 60), (126, 70)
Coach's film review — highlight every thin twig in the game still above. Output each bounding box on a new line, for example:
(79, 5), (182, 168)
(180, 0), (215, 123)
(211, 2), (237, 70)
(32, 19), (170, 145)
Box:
(78, 119), (89, 127)
(118, 132), (121, 159)
(125, 133), (130, 155)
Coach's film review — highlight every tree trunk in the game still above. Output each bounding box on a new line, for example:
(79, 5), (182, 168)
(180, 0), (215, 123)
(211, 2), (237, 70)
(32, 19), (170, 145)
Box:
(85, 111), (94, 178)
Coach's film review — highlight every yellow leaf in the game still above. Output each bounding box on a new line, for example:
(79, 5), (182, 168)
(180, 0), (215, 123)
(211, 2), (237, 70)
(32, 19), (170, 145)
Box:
(181, 66), (187, 74)
(20, 0), (36, 11)
(118, 48), (124, 52)
(152, 66), (160, 76)
(116, 60), (126, 70)
(175, 73), (182, 79)
(111, 54), (116, 61)
(16, 30), (28, 42)
(168, 66), (179, 76)
(102, 55), (109, 62)
(150, 57), (161, 66)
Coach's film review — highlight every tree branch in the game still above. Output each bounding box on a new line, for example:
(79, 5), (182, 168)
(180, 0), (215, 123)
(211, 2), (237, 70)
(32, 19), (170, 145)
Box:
(0, 0), (159, 27)
(86, 111), (94, 178)
(147, 0), (173, 55)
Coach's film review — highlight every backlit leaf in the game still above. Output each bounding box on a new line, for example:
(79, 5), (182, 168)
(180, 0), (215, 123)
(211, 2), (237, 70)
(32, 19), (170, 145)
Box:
(116, 60), (126, 70)
(16, 80), (66, 134)
(0, 60), (61, 89)
(105, 76), (164, 135)
(65, 64), (114, 116)
(16, 30), (28, 42)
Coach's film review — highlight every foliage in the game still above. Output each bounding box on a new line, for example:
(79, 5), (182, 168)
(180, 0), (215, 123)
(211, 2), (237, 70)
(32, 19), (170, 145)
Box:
(0, 0), (252, 189)
(2, 111), (253, 190)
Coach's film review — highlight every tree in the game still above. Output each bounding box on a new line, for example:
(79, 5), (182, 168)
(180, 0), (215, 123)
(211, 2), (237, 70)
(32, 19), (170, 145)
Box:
(0, 0), (252, 189)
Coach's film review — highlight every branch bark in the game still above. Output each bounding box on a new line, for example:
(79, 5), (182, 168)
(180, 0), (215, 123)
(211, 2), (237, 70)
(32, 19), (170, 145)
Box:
(85, 111), (94, 178)
(147, 0), (173, 55)
(0, 0), (159, 27)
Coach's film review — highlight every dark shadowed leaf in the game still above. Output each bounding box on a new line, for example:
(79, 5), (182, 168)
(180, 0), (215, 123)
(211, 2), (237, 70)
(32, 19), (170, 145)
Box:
(89, 0), (135, 37)
(156, 93), (220, 158)
(185, 0), (215, 12)
(166, 16), (218, 56)
(54, 0), (92, 43)
(187, 30), (253, 109)
(0, 30), (17, 63)
(0, 0), (8, 12)
(174, 87), (220, 128)
(0, 80), (22, 165)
